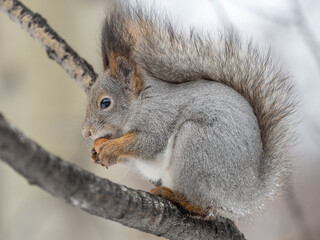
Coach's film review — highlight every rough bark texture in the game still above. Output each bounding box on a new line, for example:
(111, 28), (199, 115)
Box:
(0, 114), (245, 240)
(0, 0), (247, 239)
(0, 0), (97, 93)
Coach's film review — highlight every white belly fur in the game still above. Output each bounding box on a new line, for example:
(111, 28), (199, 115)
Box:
(127, 135), (176, 188)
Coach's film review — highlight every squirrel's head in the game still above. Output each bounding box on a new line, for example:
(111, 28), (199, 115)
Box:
(82, 57), (143, 140)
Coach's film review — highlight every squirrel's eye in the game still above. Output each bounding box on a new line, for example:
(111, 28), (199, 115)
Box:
(100, 98), (111, 109)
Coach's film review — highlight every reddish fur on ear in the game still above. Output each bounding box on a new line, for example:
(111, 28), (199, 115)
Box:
(111, 55), (144, 96)
(132, 67), (144, 95)
(109, 52), (119, 78)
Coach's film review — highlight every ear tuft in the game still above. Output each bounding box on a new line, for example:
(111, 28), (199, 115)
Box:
(111, 56), (144, 95)
(132, 68), (144, 95)
(109, 54), (133, 79)
(116, 57), (133, 77)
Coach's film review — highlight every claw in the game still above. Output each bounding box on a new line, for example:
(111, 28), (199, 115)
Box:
(91, 147), (97, 154)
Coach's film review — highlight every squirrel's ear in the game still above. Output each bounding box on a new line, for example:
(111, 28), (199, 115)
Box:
(115, 57), (144, 96)
(115, 57), (133, 78)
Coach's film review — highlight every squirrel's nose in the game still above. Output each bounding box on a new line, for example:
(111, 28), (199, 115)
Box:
(82, 128), (92, 139)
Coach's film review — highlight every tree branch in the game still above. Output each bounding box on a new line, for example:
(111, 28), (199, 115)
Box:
(0, 0), (97, 93)
(0, 114), (245, 240)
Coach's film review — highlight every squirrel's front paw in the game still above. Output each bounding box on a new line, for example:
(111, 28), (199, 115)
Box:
(90, 138), (118, 168)
(96, 142), (118, 168)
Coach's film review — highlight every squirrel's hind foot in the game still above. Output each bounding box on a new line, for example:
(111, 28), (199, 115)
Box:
(150, 186), (216, 220)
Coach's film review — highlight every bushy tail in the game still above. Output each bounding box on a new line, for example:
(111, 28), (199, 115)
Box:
(101, 2), (297, 198)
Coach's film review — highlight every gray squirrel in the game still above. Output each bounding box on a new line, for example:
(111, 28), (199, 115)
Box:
(82, 2), (296, 219)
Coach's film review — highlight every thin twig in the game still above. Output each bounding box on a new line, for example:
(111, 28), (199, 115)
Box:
(0, 0), (97, 93)
(210, 0), (233, 27)
(230, 1), (292, 26)
(231, 0), (320, 69)
(290, 0), (320, 69)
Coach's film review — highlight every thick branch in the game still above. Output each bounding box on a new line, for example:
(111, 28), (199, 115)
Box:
(0, 114), (246, 240)
(0, 0), (97, 92)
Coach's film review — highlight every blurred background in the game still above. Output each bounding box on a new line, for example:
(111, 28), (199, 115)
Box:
(0, 0), (320, 239)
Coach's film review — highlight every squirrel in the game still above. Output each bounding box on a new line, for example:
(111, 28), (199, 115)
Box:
(82, 2), (297, 219)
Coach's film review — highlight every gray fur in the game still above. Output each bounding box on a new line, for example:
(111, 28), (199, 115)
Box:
(82, 2), (297, 219)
